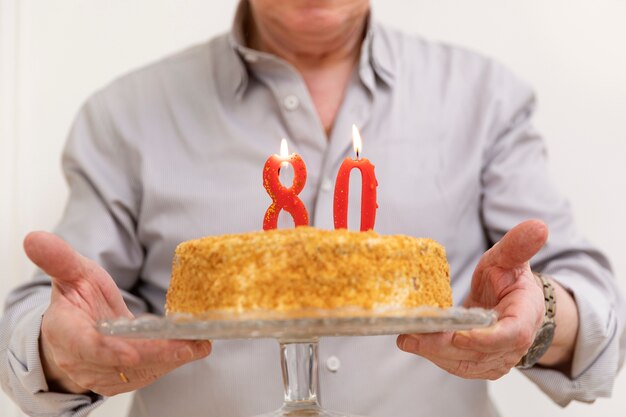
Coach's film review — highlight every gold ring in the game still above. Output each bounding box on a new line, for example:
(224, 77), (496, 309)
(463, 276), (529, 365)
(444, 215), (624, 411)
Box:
(119, 371), (130, 383)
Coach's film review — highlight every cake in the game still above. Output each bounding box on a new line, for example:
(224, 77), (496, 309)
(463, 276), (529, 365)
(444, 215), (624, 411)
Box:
(165, 227), (452, 314)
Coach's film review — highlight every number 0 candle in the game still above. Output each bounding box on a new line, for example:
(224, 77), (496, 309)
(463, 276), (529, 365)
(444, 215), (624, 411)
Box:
(333, 125), (378, 231)
(263, 138), (309, 230)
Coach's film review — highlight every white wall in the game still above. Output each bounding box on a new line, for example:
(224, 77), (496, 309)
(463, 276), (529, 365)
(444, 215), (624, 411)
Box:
(1, 1), (624, 416)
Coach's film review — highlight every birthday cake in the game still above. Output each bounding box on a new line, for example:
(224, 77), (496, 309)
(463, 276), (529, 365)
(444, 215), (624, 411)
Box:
(165, 227), (452, 314)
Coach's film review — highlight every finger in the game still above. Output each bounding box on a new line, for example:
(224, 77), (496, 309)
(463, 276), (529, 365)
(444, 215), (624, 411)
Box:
(396, 334), (515, 379)
(397, 333), (500, 363)
(47, 301), (211, 372)
(24, 231), (86, 283)
(58, 328), (210, 373)
(77, 334), (212, 368)
(25, 231), (133, 316)
(75, 363), (177, 389)
(452, 317), (534, 355)
(52, 337), (210, 395)
(86, 362), (193, 397)
(66, 366), (161, 397)
(483, 220), (548, 270)
(114, 358), (204, 386)
(119, 338), (213, 366)
(430, 356), (512, 380)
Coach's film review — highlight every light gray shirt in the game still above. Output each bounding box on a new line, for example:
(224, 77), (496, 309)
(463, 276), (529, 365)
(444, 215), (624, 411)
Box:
(2, 3), (625, 417)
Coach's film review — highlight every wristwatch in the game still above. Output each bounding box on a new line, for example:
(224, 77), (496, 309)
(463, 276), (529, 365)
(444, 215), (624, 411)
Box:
(516, 273), (557, 369)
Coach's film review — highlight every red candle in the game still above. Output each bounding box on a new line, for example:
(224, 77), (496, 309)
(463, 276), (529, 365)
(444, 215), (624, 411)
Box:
(333, 125), (378, 231)
(263, 139), (309, 230)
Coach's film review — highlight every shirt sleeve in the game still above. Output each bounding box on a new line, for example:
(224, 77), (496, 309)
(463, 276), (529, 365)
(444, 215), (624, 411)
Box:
(479, 63), (626, 406)
(0, 91), (149, 416)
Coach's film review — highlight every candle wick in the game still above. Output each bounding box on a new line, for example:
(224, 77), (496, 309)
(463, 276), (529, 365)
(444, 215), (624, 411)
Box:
(356, 150), (360, 160)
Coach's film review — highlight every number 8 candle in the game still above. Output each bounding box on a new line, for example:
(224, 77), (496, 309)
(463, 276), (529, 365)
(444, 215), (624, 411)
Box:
(263, 138), (309, 230)
(333, 125), (378, 231)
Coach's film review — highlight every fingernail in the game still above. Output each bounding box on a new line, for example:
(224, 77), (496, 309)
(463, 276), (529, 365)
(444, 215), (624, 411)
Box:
(400, 336), (419, 353)
(453, 332), (470, 348)
(199, 341), (212, 356)
(174, 345), (194, 361)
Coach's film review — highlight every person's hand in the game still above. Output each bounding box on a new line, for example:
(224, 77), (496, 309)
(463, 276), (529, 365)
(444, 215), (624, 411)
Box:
(24, 231), (212, 396)
(397, 219), (548, 380)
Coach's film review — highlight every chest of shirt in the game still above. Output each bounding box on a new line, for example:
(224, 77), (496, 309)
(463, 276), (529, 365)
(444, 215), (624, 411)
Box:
(132, 78), (484, 250)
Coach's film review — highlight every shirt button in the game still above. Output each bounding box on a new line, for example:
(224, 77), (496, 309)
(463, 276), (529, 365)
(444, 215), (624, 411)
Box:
(326, 356), (340, 372)
(321, 178), (333, 192)
(283, 95), (299, 111)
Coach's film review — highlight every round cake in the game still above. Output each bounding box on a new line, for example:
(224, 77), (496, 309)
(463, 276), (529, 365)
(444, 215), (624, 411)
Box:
(165, 227), (452, 314)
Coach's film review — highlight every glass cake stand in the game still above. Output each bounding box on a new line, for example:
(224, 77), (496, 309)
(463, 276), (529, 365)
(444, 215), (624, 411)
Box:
(98, 307), (497, 417)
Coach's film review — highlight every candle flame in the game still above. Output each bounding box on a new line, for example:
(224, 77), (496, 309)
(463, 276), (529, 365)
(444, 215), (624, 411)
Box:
(280, 138), (289, 168)
(352, 124), (362, 159)
(280, 138), (289, 158)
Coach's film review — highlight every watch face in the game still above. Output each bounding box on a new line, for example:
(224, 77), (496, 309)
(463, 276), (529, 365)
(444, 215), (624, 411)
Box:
(523, 323), (556, 368)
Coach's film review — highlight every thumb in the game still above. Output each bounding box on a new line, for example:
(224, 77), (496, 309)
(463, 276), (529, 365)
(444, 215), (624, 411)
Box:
(24, 231), (132, 318)
(485, 219), (549, 269)
(24, 231), (87, 283)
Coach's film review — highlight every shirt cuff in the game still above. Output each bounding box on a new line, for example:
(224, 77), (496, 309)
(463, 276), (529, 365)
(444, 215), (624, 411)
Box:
(5, 303), (104, 416)
(519, 272), (623, 406)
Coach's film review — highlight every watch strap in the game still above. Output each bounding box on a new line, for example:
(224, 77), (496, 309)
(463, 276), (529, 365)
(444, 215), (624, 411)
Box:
(516, 273), (557, 368)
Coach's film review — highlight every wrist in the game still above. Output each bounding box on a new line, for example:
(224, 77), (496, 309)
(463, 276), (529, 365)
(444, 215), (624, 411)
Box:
(536, 277), (579, 371)
(39, 314), (89, 394)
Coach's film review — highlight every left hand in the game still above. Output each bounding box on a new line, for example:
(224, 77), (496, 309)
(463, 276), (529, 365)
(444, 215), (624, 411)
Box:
(397, 219), (549, 380)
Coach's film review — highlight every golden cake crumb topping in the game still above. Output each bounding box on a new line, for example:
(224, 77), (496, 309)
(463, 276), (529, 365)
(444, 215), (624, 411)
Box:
(165, 227), (452, 314)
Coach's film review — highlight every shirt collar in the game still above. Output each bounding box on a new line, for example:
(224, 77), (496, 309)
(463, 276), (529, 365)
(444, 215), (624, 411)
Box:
(359, 16), (395, 92)
(227, 0), (395, 98)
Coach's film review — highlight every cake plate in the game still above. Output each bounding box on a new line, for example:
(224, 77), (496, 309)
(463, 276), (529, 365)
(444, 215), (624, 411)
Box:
(98, 307), (497, 417)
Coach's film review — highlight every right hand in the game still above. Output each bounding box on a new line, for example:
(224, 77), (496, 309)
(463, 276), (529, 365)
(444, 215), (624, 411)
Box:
(24, 231), (212, 396)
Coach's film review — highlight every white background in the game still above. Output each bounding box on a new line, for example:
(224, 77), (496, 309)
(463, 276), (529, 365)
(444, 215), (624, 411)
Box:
(1, 1), (625, 416)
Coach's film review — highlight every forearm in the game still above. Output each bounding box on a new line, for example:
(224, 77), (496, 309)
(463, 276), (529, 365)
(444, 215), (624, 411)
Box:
(537, 277), (579, 371)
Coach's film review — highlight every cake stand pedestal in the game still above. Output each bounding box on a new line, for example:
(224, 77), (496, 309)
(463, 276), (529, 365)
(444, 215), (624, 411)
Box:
(256, 338), (357, 417)
(98, 307), (497, 417)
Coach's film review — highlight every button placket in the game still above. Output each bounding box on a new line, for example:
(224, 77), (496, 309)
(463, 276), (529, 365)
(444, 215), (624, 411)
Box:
(252, 62), (332, 228)
(313, 76), (373, 228)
